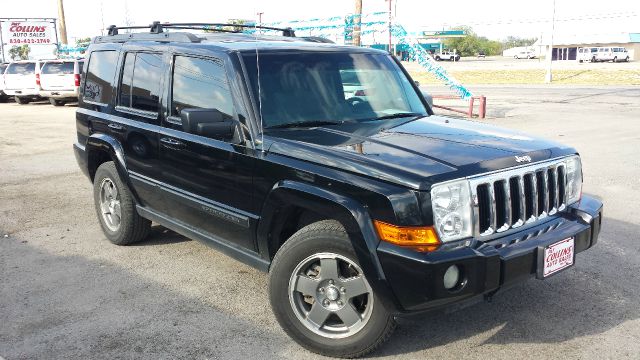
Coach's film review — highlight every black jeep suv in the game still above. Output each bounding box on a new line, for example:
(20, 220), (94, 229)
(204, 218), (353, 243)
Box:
(74, 23), (603, 358)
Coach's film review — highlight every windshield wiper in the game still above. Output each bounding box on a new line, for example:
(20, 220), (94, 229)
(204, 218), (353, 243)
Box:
(265, 120), (344, 129)
(364, 112), (424, 121)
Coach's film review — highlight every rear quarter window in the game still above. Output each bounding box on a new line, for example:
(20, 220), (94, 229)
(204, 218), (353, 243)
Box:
(42, 62), (74, 74)
(83, 51), (118, 104)
(6, 63), (35, 75)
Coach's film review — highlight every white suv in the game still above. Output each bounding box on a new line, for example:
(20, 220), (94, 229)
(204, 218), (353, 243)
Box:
(514, 50), (536, 59)
(3, 60), (43, 104)
(38, 59), (84, 106)
(0, 63), (9, 101)
(595, 47), (630, 62)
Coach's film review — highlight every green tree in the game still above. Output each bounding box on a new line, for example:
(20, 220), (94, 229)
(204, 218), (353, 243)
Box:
(502, 36), (537, 49)
(444, 26), (503, 56)
(8, 45), (31, 60)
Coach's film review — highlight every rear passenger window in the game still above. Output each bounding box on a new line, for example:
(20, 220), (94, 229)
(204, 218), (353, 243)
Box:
(6, 63), (35, 74)
(42, 62), (74, 74)
(84, 51), (118, 104)
(118, 52), (162, 113)
(171, 55), (234, 119)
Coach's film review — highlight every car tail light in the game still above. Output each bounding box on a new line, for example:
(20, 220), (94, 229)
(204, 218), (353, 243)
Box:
(74, 74), (80, 87)
(36, 73), (40, 86)
(354, 90), (366, 96)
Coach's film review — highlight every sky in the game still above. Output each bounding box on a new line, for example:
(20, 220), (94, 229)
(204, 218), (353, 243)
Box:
(2, 0), (639, 43)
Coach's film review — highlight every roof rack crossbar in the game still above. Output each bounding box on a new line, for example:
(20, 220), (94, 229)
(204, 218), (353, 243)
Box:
(105, 22), (296, 38)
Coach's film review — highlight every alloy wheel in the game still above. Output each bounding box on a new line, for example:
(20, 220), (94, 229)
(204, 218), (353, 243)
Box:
(288, 252), (374, 339)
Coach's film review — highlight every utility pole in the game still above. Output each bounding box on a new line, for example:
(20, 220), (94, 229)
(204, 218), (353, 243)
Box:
(387, 0), (393, 53)
(545, 0), (556, 83)
(257, 12), (263, 26)
(57, 0), (68, 44)
(353, 0), (362, 46)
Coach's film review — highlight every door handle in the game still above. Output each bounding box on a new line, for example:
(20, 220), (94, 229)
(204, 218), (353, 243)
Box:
(160, 137), (186, 150)
(108, 123), (125, 132)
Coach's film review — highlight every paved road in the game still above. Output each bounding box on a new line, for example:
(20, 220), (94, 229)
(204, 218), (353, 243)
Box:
(1, 87), (639, 359)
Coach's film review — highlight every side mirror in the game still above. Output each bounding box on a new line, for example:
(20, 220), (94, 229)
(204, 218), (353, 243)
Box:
(180, 108), (236, 140)
(420, 90), (434, 108)
(414, 80), (420, 87)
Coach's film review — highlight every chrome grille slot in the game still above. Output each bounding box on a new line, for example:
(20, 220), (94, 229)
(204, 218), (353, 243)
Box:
(471, 158), (569, 238)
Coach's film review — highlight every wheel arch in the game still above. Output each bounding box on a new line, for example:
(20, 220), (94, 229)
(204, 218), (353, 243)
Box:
(258, 180), (401, 312)
(86, 133), (140, 203)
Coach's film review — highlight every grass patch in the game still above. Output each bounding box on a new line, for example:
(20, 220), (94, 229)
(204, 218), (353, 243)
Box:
(410, 69), (640, 85)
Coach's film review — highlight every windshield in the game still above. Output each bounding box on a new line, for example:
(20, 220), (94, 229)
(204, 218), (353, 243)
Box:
(242, 52), (427, 129)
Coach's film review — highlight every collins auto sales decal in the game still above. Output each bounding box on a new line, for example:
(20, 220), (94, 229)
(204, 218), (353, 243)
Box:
(1, 21), (57, 45)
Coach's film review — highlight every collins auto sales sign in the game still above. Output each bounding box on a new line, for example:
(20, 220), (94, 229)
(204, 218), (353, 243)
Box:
(0, 19), (59, 61)
(1, 20), (57, 45)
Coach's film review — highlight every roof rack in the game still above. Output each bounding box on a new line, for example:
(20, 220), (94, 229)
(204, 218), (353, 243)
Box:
(104, 21), (296, 38)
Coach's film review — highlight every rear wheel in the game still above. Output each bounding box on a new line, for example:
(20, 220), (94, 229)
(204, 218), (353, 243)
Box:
(625, 56), (630, 62)
(269, 220), (395, 358)
(93, 161), (151, 245)
(15, 96), (29, 105)
(49, 98), (65, 106)
(613, 56), (618, 63)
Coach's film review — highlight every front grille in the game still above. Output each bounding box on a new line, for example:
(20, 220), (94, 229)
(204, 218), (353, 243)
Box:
(470, 158), (567, 237)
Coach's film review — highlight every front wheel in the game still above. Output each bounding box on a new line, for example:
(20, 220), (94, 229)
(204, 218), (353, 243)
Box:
(93, 161), (151, 245)
(269, 220), (395, 358)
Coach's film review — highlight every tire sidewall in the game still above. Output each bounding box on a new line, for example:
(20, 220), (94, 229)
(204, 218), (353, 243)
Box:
(93, 162), (135, 245)
(269, 221), (393, 357)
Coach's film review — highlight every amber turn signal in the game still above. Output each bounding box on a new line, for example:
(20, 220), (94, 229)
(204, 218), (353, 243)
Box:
(373, 220), (441, 252)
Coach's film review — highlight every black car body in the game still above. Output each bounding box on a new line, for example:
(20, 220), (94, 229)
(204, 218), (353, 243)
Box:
(73, 25), (603, 357)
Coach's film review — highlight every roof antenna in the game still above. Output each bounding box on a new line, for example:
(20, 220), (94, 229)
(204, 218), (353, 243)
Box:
(254, 16), (265, 152)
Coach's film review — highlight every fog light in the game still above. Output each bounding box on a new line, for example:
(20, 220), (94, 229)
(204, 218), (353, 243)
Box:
(443, 265), (460, 290)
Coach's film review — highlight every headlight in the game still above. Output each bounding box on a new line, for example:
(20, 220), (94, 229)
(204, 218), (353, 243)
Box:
(565, 155), (582, 205)
(430, 180), (472, 242)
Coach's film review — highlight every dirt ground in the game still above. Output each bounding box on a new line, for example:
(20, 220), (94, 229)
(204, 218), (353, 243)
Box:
(1, 86), (640, 359)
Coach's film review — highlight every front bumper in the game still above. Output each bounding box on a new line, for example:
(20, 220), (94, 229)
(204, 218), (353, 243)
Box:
(377, 195), (603, 313)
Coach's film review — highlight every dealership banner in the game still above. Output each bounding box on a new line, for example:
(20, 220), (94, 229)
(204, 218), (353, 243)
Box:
(0, 19), (58, 61)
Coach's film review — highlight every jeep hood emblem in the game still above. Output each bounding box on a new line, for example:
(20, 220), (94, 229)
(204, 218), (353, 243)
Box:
(515, 155), (532, 163)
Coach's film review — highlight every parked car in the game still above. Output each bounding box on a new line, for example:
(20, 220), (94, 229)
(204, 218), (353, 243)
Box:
(38, 59), (84, 106)
(514, 50), (536, 59)
(578, 47), (598, 63)
(3, 60), (43, 104)
(434, 51), (460, 61)
(74, 22), (603, 358)
(477, 50), (486, 58)
(595, 47), (629, 62)
(0, 63), (10, 101)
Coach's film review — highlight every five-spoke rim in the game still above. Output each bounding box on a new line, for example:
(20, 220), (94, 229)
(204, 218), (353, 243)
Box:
(288, 252), (373, 339)
(99, 178), (121, 232)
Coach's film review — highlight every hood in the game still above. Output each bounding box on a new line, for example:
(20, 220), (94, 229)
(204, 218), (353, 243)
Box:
(266, 115), (575, 190)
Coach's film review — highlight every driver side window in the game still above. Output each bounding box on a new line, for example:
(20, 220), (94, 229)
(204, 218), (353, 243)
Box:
(170, 55), (234, 125)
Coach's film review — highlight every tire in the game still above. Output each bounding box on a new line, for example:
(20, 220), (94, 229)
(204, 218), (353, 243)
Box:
(613, 57), (617, 63)
(435, 56), (440, 61)
(269, 220), (396, 358)
(625, 56), (630, 62)
(15, 96), (29, 104)
(93, 161), (151, 245)
(49, 98), (65, 106)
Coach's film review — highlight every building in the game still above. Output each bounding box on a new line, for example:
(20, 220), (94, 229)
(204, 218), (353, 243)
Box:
(532, 32), (640, 61)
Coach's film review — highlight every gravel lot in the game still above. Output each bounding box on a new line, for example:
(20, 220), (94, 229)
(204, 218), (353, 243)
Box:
(1, 86), (640, 359)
